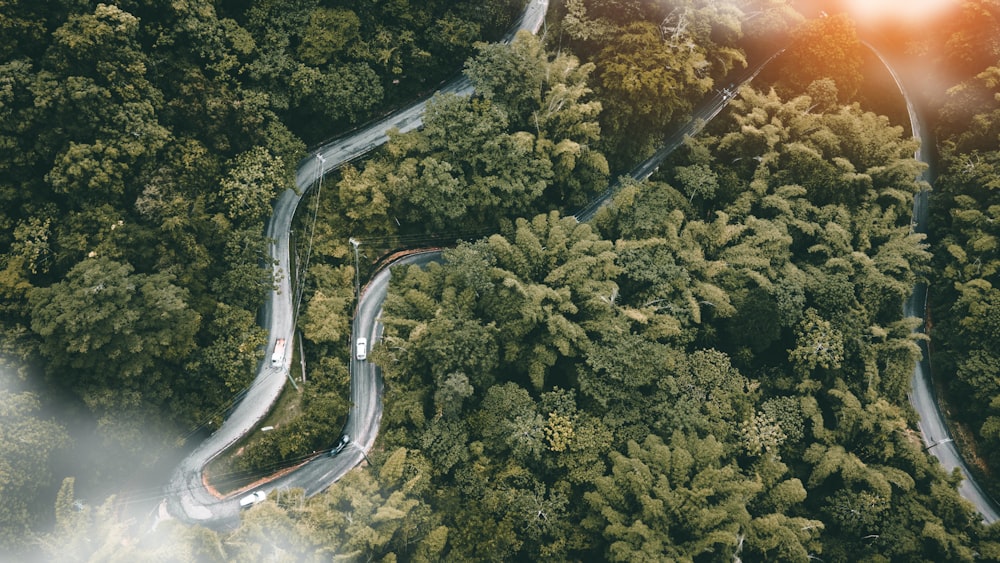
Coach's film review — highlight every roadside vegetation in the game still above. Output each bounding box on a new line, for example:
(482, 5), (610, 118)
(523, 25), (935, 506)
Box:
(2, 0), (1000, 561)
(923, 0), (1000, 501)
(0, 0), (521, 557)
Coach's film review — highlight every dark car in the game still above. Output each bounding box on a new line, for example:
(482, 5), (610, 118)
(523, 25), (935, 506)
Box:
(332, 434), (350, 455)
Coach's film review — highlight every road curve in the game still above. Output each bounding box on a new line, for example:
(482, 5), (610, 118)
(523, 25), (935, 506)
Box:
(163, 0), (549, 527)
(265, 251), (442, 496)
(867, 44), (1000, 523)
(346, 42), (1000, 526)
(165, 4), (999, 528)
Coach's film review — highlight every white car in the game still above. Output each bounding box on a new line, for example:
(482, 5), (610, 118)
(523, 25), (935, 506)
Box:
(239, 490), (266, 508)
(356, 337), (367, 360)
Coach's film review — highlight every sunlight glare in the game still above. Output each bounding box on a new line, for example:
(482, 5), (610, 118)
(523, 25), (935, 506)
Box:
(841, 0), (958, 25)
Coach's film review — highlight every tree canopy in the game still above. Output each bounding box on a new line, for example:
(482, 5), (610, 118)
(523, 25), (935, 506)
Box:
(351, 76), (995, 560)
(926, 0), (1000, 495)
(0, 0), (520, 554)
(6, 0), (1000, 560)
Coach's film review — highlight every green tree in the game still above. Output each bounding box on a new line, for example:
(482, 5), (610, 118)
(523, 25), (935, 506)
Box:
(495, 34), (607, 208)
(296, 448), (433, 560)
(199, 303), (267, 396)
(40, 4), (170, 206)
(588, 1), (747, 162)
(464, 30), (547, 126)
(297, 8), (361, 66)
(775, 14), (863, 101)
(29, 257), (200, 418)
(486, 212), (620, 390)
(475, 382), (546, 463)
(289, 61), (384, 124)
(594, 21), (713, 157)
(0, 380), (68, 551)
(582, 432), (758, 561)
(300, 265), (355, 348)
(788, 308), (845, 376)
(339, 33), (609, 233)
(386, 93), (550, 231)
(217, 146), (289, 227)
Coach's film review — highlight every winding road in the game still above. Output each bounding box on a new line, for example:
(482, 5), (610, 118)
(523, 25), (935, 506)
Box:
(163, 0), (549, 527)
(868, 45), (1000, 523)
(164, 3), (1000, 528)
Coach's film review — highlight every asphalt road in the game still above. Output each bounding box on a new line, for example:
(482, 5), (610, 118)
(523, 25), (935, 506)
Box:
(573, 48), (785, 222)
(162, 0), (548, 527)
(870, 44), (1000, 523)
(164, 3), (999, 528)
(265, 251), (443, 496)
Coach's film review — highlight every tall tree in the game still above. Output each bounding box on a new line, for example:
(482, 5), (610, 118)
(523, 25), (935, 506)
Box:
(582, 432), (820, 561)
(29, 257), (200, 430)
(772, 14), (863, 101)
(0, 379), (68, 552)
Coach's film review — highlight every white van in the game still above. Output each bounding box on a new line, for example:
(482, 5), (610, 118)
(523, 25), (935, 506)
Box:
(271, 338), (286, 367)
(356, 337), (367, 360)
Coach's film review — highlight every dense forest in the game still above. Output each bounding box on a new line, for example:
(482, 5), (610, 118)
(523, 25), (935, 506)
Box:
(3, 0), (1000, 561)
(924, 0), (1000, 499)
(0, 0), (522, 554)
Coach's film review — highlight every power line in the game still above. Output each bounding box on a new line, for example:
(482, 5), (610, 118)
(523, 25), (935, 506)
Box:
(293, 154), (326, 330)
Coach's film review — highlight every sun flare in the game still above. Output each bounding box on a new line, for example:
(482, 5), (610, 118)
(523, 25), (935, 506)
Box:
(841, 0), (958, 25)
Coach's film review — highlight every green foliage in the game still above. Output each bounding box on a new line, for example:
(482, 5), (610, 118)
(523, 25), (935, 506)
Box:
(381, 211), (619, 395)
(218, 146), (289, 227)
(10, 1), (1000, 560)
(362, 68), (988, 561)
(0, 379), (68, 552)
(556, 0), (749, 164)
(198, 303), (267, 396)
(0, 0), (302, 458)
(772, 14), (864, 101)
(29, 257), (200, 411)
(339, 71), (990, 559)
(789, 308), (845, 375)
(241, 0), (521, 142)
(464, 30), (547, 126)
(582, 432), (820, 561)
(930, 22), (1000, 480)
(334, 32), (608, 237)
(297, 8), (361, 66)
(0, 0), (514, 514)
(300, 264), (355, 349)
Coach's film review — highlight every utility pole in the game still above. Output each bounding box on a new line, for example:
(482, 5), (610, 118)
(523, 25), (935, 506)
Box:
(925, 437), (953, 451)
(349, 237), (361, 300)
(351, 442), (376, 474)
(299, 331), (307, 383)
